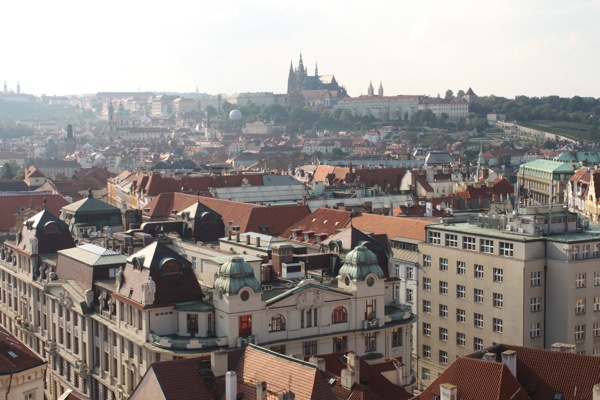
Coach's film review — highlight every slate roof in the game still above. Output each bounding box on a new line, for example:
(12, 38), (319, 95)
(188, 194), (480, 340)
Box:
(61, 194), (120, 215)
(0, 326), (46, 374)
(115, 241), (203, 307)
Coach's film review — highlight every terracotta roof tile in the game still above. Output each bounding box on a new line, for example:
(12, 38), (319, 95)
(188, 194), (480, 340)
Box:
(0, 326), (46, 374)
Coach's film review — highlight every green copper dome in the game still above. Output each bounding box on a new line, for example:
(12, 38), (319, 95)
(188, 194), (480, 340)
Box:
(338, 245), (384, 281)
(214, 256), (261, 296)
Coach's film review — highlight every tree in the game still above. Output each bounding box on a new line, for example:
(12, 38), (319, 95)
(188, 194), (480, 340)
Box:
(445, 89), (454, 100)
(1, 162), (14, 179)
(205, 105), (216, 117)
(457, 90), (465, 99)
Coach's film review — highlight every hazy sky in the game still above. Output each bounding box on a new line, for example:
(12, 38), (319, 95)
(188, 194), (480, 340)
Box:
(2, 0), (599, 98)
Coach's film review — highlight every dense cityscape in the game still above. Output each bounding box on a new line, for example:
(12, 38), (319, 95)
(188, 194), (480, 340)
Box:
(0, 48), (600, 400)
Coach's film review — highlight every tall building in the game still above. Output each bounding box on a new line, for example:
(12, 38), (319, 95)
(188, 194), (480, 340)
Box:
(416, 204), (600, 389)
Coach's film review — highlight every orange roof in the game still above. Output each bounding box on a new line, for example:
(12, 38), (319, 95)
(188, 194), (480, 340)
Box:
(144, 193), (310, 236)
(351, 213), (433, 241)
(0, 193), (69, 232)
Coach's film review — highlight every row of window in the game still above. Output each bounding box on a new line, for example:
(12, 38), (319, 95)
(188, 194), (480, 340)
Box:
(575, 323), (600, 341)
(269, 304), (376, 332)
(297, 329), (404, 356)
(575, 297), (600, 314)
(575, 271), (600, 288)
(422, 316), (503, 335)
(428, 232), (514, 257)
(422, 260), (543, 287)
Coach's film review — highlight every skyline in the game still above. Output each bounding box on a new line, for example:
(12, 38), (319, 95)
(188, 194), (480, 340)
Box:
(2, 0), (599, 99)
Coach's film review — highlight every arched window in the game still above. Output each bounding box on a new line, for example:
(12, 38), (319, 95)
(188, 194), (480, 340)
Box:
(270, 314), (286, 332)
(332, 306), (347, 324)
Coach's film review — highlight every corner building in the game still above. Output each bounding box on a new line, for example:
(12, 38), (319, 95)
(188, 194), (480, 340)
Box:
(417, 204), (600, 388)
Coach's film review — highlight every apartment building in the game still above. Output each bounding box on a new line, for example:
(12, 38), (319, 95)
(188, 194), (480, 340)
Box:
(416, 204), (600, 388)
(0, 206), (417, 399)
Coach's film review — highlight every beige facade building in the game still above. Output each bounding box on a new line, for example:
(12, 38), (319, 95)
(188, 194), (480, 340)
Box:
(416, 205), (600, 389)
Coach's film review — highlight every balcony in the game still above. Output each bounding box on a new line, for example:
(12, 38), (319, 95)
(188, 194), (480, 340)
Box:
(148, 332), (227, 350)
(363, 318), (380, 330)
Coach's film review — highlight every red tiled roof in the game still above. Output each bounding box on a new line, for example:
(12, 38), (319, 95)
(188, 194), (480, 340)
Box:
(0, 193), (69, 232)
(0, 326), (46, 374)
(414, 357), (526, 400)
(281, 208), (352, 240)
(143, 193), (310, 236)
(416, 344), (600, 400)
(352, 213), (433, 242)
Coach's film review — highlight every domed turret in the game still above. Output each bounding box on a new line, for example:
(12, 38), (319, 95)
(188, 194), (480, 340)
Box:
(214, 256), (260, 295)
(338, 245), (384, 281)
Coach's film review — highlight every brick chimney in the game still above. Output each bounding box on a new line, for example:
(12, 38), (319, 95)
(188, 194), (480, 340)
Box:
(501, 350), (516, 378)
(440, 383), (457, 400)
(225, 371), (237, 400)
(211, 350), (228, 377)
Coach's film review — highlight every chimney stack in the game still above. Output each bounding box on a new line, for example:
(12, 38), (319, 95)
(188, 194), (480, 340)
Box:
(308, 356), (326, 372)
(501, 350), (517, 378)
(440, 383), (458, 400)
(341, 352), (360, 389)
(211, 350), (228, 377)
(225, 371), (237, 400)
(246, 234), (251, 245)
(256, 237), (261, 247)
(482, 353), (496, 362)
(256, 381), (267, 400)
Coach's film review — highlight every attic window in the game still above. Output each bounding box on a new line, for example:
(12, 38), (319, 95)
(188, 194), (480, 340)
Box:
(553, 393), (563, 400)
(7, 350), (18, 358)
(144, 208), (150, 213)
(259, 225), (269, 232)
(171, 210), (178, 214)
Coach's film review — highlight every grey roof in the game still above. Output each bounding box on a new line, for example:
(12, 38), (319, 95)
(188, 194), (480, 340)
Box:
(306, 194), (413, 212)
(59, 244), (127, 266)
(61, 196), (120, 215)
(424, 151), (453, 165)
(211, 184), (309, 204)
(261, 175), (304, 186)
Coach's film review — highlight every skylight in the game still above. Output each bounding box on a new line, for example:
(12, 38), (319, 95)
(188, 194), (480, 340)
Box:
(7, 350), (18, 358)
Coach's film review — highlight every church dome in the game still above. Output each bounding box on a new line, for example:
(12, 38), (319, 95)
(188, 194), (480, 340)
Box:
(338, 245), (384, 281)
(214, 256), (261, 296)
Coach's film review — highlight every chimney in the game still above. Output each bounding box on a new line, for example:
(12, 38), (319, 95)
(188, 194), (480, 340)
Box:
(236, 232), (240, 242)
(501, 350), (517, 378)
(246, 234), (251, 245)
(256, 237), (261, 247)
(440, 383), (458, 400)
(228, 231), (232, 240)
(211, 350), (228, 377)
(593, 383), (600, 400)
(341, 352), (360, 389)
(308, 356), (326, 372)
(256, 381), (268, 400)
(225, 371), (237, 400)
(482, 352), (496, 362)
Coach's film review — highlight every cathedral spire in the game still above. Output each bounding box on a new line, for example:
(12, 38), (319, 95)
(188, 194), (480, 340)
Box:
(378, 81), (383, 96)
(16, 81), (20, 94)
(367, 81), (374, 97)
(315, 62), (318, 77)
(298, 53), (304, 73)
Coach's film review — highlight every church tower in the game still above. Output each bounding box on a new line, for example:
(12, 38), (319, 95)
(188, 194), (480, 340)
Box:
(16, 81), (20, 94)
(378, 82), (383, 97)
(367, 81), (374, 96)
(315, 62), (318, 77)
(107, 101), (115, 134)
